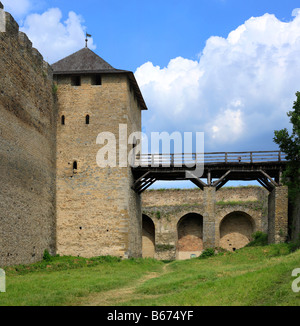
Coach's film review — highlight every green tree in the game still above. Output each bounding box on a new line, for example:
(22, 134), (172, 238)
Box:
(274, 92), (300, 200)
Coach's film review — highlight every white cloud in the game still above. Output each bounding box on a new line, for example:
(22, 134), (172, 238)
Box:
(292, 8), (300, 17)
(135, 9), (300, 151)
(2, 1), (96, 63)
(1, 0), (31, 17)
(20, 8), (96, 63)
(211, 108), (244, 142)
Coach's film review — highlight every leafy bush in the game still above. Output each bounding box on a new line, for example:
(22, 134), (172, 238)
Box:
(199, 248), (215, 259)
(273, 91), (300, 202)
(288, 233), (300, 253)
(246, 232), (268, 247)
(43, 249), (53, 262)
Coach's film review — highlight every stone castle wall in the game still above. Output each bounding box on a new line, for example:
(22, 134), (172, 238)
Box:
(142, 187), (269, 260)
(0, 6), (57, 266)
(291, 193), (300, 242)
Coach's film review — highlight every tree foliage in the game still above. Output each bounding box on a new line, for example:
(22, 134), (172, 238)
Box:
(274, 92), (300, 200)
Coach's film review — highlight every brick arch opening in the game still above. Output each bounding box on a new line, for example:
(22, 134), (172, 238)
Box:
(177, 213), (203, 260)
(142, 214), (155, 258)
(219, 211), (255, 252)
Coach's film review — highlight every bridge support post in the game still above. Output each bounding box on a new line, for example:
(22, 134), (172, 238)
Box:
(203, 187), (216, 249)
(268, 186), (288, 244)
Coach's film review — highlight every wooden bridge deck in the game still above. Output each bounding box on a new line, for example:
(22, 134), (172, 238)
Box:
(131, 151), (287, 193)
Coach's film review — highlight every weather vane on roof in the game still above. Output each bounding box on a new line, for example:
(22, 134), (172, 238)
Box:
(85, 32), (92, 48)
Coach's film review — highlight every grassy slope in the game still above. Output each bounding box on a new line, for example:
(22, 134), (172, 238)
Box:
(0, 257), (163, 306)
(126, 244), (300, 306)
(0, 245), (300, 306)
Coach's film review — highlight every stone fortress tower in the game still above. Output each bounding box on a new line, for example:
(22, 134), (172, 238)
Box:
(0, 3), (290, 266)
(52, 47), (147, 259)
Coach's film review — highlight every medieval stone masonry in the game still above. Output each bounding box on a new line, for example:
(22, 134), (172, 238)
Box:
(0, 5), (56, 266)
(0, 4), (291, 266)
(141, 187), (269, 260)
(53, 49), (144, 259)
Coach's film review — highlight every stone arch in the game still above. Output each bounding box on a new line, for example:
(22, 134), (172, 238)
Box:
(219, 211), (255, 251)
(177, 213), (203, 260)
(142, 214), (155, 258)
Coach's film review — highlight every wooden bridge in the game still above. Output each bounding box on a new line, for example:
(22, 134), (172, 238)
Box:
(132, 151), (287, 194)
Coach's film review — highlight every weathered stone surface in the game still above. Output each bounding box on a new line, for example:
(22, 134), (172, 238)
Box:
(55, 73), (142, 259)
(268, 186), (289, 243)
(219, 212), (254, 251)
(142, 187), (269, 260)
(4, 12), (18, 35)
(0, 17), (57, 266)
(291, 193), (300, 242)
(0, 6), (5, 32)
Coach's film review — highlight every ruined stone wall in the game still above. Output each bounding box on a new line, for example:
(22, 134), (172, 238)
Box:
(268, 186), (289, 243)
(291, 193), (300, 242)
(142, 187), (268, 260)
(55, 73), (142, 258)
(0, 7), (57, 266)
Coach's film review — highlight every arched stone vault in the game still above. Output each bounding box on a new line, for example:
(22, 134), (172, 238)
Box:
(142, 187), (272, 260)
(142, 214), (155, 258)
(177, 213), (204, 260)
(215, 206), (261, 248)
(218, 211), (255, 251)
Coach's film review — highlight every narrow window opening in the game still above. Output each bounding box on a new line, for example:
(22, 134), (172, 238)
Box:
(91, 75), (102, 85)
(86, 115), (90, 125)
(61, 115), (65, 125)
(71, 76), (81, 86)
(73, 161), (78, 170)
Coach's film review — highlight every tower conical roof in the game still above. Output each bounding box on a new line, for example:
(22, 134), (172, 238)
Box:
(52, 47), (125, 74)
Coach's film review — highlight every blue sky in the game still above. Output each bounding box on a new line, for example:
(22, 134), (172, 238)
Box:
(3, 1), (300, 70)
(2, 0), (300, 188)
(57, 0), (300, 71)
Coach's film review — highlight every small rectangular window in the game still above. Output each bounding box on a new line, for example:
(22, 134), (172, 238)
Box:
(91, 75), (102, 86)
(71, 76), (81, 86)
(73, 161), (78, 170)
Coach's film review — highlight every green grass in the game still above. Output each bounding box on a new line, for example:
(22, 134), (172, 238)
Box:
(125, 244), (300, 306)
(215, 200), (262, 206)
(0, 256), (162, 306)
(1, 245), (300, 306)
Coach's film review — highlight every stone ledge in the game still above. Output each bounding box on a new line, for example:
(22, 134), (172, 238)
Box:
(18, 31), (33, 50)
(5, 11), (19, 35)
(0, 7), (5, 32)
(1, 10), (53, 78)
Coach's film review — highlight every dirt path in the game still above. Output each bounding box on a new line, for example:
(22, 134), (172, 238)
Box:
(79, 264), (169, 306)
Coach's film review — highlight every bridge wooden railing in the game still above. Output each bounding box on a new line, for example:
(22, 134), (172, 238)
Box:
(133, 151), (286, 167)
